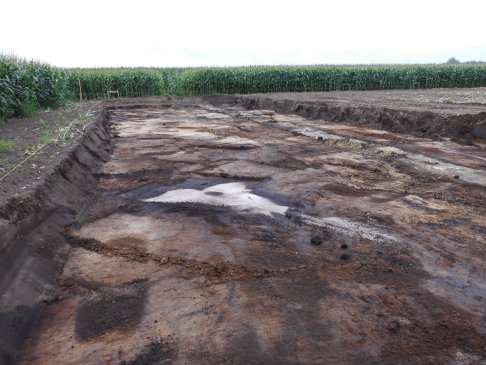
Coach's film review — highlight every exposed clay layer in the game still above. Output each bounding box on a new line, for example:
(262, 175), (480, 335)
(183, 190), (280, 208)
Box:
(14, 103), (486, 364)
(213, 89), (486, 143)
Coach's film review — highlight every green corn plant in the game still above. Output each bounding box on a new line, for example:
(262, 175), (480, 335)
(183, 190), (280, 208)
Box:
(0, 54), (71, 120)
(2, 53), (486, 122)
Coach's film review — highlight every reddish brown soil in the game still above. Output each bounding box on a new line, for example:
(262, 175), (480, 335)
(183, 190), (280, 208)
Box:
(0, 91), (485, 365)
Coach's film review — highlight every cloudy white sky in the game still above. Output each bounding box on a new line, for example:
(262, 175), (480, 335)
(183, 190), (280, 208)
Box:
(1, 0), (485, 67)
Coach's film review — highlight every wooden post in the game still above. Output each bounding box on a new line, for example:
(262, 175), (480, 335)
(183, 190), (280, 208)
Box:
(78, 79), (83, 101)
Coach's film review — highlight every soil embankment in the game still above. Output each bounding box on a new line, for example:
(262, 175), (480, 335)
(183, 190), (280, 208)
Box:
(0, 108), (112, 364)
(218, 88), (486, 143)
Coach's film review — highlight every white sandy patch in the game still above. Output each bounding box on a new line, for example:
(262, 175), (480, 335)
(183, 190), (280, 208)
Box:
(217, 136), (260, 146)
(143, 182), (399, 243)
(293, 128), (344, 141)
(297, 214), (398, 243)
(143, 182), (287, 216)
(376, 146), (486, 187)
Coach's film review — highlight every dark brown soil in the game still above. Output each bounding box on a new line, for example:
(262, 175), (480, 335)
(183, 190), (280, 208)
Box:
(0, 101), (102, 206)
(210, 88), (486, 144)
(75, 279), (148, 341)
(65, 235), (305, 284)
(0, 91), (485, 365)
(0, 102), (113, 365)
(121, 341), (176, 365)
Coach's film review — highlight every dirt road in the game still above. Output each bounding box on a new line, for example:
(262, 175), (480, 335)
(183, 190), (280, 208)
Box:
(16, 101), (486, 364)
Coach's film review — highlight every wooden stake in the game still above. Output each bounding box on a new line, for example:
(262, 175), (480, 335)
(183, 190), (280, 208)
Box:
(78, 79), (83, 101)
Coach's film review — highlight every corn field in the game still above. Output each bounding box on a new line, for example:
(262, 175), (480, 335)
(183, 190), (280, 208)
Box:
(72, 64), (486, 99)
(0, 55), (72, 120)
(173, 65), (486, 96)
(2, 55), (486, 121)
(69, 69), (164, 100)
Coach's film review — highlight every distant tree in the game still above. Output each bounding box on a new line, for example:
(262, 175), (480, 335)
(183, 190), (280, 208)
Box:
(464, 60), (486, 64)
(446, 57), (461, 64)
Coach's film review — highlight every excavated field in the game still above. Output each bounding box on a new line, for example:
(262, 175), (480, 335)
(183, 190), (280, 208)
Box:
(2, 95), (486, 364)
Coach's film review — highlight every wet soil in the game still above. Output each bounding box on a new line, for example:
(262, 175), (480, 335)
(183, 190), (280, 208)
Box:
(0, 91), (485, 364)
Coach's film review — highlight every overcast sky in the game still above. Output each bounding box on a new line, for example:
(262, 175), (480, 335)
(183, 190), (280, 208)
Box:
(1, 0), (485, 67)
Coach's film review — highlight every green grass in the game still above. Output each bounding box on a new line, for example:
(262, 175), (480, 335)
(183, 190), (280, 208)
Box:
(20, 101), (38, 118)
(40, 133), (53, 145)
(0, 139), (15, 153)
(76, 113), (90, 122)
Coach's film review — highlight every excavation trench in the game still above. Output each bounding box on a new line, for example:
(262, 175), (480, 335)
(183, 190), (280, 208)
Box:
(1, 97), (486, 364)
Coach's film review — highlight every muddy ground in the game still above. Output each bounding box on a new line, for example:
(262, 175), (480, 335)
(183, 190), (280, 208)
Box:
(0, 89), (486, 364)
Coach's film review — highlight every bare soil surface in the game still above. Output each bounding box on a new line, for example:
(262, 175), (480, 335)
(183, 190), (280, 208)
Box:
(232, 88), (486, 144)
(15, 100), (486, 364)
(0, 90), (485, 365)
(247, 88), (486, 114)
(0, 101), (102, 206)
